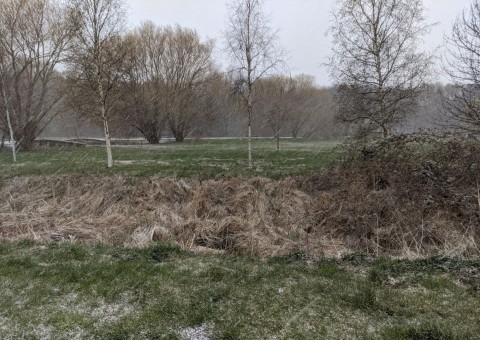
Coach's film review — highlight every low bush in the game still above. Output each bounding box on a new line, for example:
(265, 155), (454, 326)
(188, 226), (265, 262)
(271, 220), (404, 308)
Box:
(302, 133), (480, 257)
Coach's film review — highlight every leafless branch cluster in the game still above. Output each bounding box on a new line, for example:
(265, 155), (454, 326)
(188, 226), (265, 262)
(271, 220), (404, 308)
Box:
(2, 0), (478, 168)
(443, 0), (480, 132)
(224, 0), (287, 167)
(255, 74), (328, 149)
(123, 24), (218, 143)
(328, 0), (435, 139)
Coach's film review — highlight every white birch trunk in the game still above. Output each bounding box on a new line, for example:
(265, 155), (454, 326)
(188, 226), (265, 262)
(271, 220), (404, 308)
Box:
(98, 78), (113, 168)
(103, 110), (113, 168)
(276, 130), (280, 151)
(1, 86), (16, 162)
(247, 95), (253, 169)
(5, 105), (16, 163)
(248, 124), (252, 168)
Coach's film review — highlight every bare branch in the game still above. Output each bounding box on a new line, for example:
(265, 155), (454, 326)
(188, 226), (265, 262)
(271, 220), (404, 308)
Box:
(327, 0), (435, 139)
(443, 0), (480, 132)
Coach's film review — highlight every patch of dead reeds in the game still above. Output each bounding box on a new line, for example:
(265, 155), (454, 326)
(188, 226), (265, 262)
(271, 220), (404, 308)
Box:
(1, 134), (479, 258)
(0, 175), (325, 257)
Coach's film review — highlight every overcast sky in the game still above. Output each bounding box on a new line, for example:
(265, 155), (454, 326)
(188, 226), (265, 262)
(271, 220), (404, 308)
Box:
(125, 0), (472, 86)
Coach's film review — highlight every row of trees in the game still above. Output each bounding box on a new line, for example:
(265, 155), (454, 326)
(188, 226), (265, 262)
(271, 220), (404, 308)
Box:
(61, 73), (334, 138)
(3, 0), (480, 167)
(0, 0), (310, 168)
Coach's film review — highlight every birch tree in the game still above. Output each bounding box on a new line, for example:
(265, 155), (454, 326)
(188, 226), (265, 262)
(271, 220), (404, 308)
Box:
(67, 0), (127, 168)
(443, 0), (480, 131)
(224, 0), (286, 168)
(328, 0), (435, 139)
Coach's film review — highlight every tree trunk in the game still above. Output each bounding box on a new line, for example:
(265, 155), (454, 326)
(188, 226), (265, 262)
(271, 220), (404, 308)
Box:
(247, 98), (253, 169)
(173, 127), (185, 142)
(248, 124), (252, 167)
(2, 86), (16, 162)
(276, 131), (280, 151)
(146, 135), (160, 144)
(144, 127), (161, 144)
(6, 106), (16, 162)
(102, 109), (113, 168)
(18, 121), (39, 151)
(382, 124), (389, 139)
(98, 79), (113, 168)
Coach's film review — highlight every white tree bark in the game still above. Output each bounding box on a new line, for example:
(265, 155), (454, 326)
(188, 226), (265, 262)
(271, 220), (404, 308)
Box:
(1, 85), (16, 162)
(102, 106), (113, 168)
(5, 105), (16, 163)
(247, 89), (253, 169)
(98, 78), (113, 168)
(225, 0), (285, 169)
(248, 124), (252, 168)
(68, 0), (127, 169)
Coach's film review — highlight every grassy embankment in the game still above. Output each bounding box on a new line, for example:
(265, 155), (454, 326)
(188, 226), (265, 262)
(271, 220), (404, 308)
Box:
(0, 241), (478, 339)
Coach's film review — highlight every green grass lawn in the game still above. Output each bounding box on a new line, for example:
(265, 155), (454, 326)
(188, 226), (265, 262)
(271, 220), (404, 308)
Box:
(0, 138), (340, 178)
(2, 139), (478, 339)
(0, 241), (478, 339)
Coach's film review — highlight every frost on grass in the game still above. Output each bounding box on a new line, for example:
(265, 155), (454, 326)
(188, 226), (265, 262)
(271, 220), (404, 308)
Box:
(3, 292), (135, 338)
(55, 293), (135, 327)
(180, 324), (212, 340)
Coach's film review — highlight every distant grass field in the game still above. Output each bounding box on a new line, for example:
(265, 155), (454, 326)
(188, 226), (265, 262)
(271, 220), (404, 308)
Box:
(0, 138), (340, 178)
(0, 241), (478, 339)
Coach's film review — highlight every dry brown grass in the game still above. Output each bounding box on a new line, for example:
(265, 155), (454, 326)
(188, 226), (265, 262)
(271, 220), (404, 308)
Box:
(1, 134), (479, 258)
(0, 176), (332, 256)
(300, 134), (480, 258)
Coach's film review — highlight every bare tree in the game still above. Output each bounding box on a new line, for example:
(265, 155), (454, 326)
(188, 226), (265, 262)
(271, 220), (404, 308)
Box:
(200, 73), (245, 138)
(287, 75), (326, 139)
(122, 22), (166, 144)
(328, 0), (435, 139)
(0, 0), (74, 151)
(67, 0), (127, 168)
(123, 24), (217, 143)
(443, 0), (480, 132)
(160, 26), (217, 142)
(256, 76), (293, 150)
(224, 0), (286, 167)
(255, 75), (339, 141)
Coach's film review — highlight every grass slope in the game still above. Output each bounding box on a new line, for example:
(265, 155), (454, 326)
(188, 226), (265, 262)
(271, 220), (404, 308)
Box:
(0, 241), (478, 339)
(0, 139), (339, 179)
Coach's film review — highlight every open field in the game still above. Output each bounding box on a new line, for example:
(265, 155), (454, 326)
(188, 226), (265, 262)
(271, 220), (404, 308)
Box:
(0, 138), (340, 179)
(1, 135), (479, 258)
(1, 136), (479, 339)
(0, 241), (478, 339)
